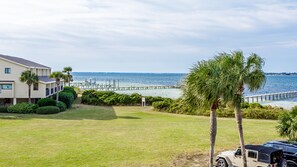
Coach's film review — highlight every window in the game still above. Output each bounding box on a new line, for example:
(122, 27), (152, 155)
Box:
(1, 84), (12, 90)
(273, 144), (284, 150)
(4, 68), (11, 74)
(235, 149), (242, 156)
(285, 146), (297, 155)
(248, 151), (257, 159)
(258, 153), (270, 163)
(33, 83), (39, 91)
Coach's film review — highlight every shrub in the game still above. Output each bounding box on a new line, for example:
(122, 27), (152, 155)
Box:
(248, 103), (263, 109)
(104, 94), (118, 106)
(152, 100), (171, 111)
(117, 94), (132, 105)
(152, 98), (285, 120)
(37, 98), (56, 107)
(58, 92), (74, 108)
(277, 107), (297, 141)
(145, 96), (166, 105)
(0, 106), (8, 113)
(130, 93), (142, 105)
(36, 106), (60, 114)
(81, 90), (172, 106)
(7, 103), (38, 114)
(63, 86), (78, 99)
(241, 102), (250, 109)
(56, 101), (67, 112)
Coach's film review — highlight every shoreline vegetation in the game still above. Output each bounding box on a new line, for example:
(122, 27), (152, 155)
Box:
(81, 90), (287, 120)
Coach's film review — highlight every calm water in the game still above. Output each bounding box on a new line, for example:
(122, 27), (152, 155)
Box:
(72, 72), (297, 96)
(72, 72), (185, 86)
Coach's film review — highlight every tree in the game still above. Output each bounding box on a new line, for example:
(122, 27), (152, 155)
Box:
(183, 57), (233, 167)
(50, 71), (64, 102)
(224, 51), (266, 167)
(62, 74), (73, 86)
(20, 70), (39, 103)
(277, 107), (297, 141)
(63, 67), (72, 86)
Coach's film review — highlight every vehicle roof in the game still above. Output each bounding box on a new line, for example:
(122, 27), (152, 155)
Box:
(245, 145), (282, 154)
(265, 141), (297, 148)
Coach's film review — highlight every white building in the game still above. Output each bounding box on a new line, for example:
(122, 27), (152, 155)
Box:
(0, 54), (64, 105)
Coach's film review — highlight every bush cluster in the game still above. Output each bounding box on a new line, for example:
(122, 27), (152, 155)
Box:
(0, 106), (8, 113)
(7, 103), (38, 114)
(58, 92), (74, 108)
(63, 86), (78, 99)
(3, 86), (75, 115)
(4, 97), (68, 115)
(53, 88), (75, 108)
(81, 90), (169, 106)
(56, 101), (67, 112)
(36, 106), (61, 114)
(37, 98), (56, 107)
(153, 99), (286, 120)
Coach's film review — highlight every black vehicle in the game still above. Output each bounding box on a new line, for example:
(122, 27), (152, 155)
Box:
(263, 141), (297, 167)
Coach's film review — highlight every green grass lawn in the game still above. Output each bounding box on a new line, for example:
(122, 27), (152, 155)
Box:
(0, 105), (283, 166)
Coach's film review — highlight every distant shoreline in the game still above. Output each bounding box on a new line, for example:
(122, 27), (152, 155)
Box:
(266, 73), (297, 76)
(72, 72), (297, 76)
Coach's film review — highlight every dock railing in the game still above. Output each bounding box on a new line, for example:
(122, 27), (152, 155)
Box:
(71, 82), (181, 91)
(244, 91), (297, 103)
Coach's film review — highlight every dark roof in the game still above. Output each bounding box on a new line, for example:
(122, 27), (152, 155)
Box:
(0, 80), (15, 82)
(38, 76), (55, 83)
(245, 145), (281, 154)
(0, 54), (50, 68)
(265, 140), (297, 148)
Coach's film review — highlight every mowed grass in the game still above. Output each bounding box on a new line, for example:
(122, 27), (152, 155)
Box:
(0, 105), (283, 167)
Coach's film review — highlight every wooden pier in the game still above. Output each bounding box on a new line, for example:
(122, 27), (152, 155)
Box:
(244, 91), (297, 103)
(71, 82), (180, 91)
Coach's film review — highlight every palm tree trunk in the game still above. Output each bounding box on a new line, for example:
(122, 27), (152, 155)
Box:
(56, 84), (59, 102)
(234, 103), (247, 167)
(209, 101), (218, 167)
(68, 75), (70, 87)
(28, 84), (31, 103)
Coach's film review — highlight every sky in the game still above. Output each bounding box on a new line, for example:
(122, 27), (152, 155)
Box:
(0, 0), (297, 73)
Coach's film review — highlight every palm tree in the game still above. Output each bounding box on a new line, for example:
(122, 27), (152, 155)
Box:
(63, 67), (72, 86)
(62, 74), (73, 86)
(224, 51), (266, 167)
(277, 108), (297, 141)
(20, 70), (39, 103)
(50, 71), (64, 102)
(183, 57), (233, 167)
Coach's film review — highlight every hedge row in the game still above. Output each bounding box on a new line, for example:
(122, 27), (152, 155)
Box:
(36, 106), (60, 114)
(81, 90), (170, 106)
(5, 100), (68, 114)
(0, 86), (77, 115)
(7, 103), (38, 114)
(153, 99), (286, 120)
(0, 106), (8, 113)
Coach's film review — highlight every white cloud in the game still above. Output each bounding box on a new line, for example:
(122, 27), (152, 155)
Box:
(0, 0), (297, 72)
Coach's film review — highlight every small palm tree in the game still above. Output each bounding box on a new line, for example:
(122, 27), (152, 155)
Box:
(224, 51), (266, 167)
(63, 67), (72, 86)
(277, 108), (297, 141)
(62, 74), (73, 85)
(183, 57), (233, 167)
(50, 71), (64, 102)
(20, 70), (39, 103)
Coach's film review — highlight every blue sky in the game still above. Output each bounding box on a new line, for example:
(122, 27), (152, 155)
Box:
(0, 0), (297, 73)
